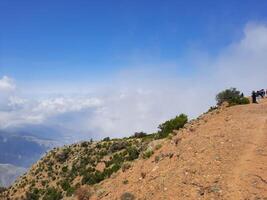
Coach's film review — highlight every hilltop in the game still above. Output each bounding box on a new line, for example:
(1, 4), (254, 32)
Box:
(1, 98), (267, 199)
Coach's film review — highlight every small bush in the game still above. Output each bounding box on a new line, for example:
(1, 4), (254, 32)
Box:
(43, 187), (62, 200)
(140, 172), (146, 179)
(41, 180), (47, 187)
(155, 144), (162, 150)
(157, 114), (188, 138)
(216, 88), (249, 106)
(154, 155), (160, 163)
(207, 106), (218, 113)
(82, 171), (104, 185)
(81, 141), (89, 148)
(62, 165), (68, 173)
(25, 188), (40, 200)
(133, 132), (147, 138)
(102, 137), (110, 141)
(109, 141), (127, 153)
(126, 146), (139, 161)
(142, 148), (154, 159)
(66, 187), (75, 197)
(120, 192), (135, 200)
(60, 179), (71, 191)
(56, 148), (70, 163)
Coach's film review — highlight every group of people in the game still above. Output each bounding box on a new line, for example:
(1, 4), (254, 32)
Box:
(252, 89), (267, 103)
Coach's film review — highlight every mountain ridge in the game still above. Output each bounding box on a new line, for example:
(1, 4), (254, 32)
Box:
(2, 99), (267, 199)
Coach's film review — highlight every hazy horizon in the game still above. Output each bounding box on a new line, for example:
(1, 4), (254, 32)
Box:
(1, 0), (267, 141)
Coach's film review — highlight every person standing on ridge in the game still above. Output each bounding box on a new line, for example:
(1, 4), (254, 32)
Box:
(252, 91), (257, 103)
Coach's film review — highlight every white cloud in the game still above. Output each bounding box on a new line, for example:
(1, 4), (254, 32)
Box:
(0, 76), (16, 91)
(0, 23), (267, 141)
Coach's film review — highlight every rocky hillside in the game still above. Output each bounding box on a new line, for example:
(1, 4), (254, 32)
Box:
(2, 99), (267, 200)
(1, 132), (164, 200)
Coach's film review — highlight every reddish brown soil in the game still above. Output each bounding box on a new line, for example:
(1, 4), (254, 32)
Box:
(91, 100), (267, 200)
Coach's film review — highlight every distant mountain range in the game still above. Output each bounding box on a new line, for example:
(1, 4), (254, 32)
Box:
(0, 123), (94, 187)
(0, 125), (67, 187)
(0, 164), (26, 187)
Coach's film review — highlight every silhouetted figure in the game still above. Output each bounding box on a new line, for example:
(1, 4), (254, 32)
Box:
(252, 91), (257, 103)
(261, 89), (266, 97)
(260, 89), (265, 98)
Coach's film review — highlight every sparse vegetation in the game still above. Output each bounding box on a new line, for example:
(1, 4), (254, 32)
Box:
(102, 137), (110, 141)
(25, 188), (40, 200)
(126, 146), (139, 161)
(43, 187), (62, 200)
(4, 111), (190, 199)
(142, 148), (154, 159)
(120, 192), (136, 200)
(155, 143), (162, 150)
(133, 132), (147, 138)
(216, 88), (249, 106)
(157, 114), (188, 138)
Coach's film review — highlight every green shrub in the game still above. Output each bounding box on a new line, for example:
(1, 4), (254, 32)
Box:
(60, 179), (71, 191)
(43, 187), (62, 200)
(133, 132), (147, 138)
(102, 137), (110, 141)
(142, 148), (154, 159)
(238, 96), (250, 104)
(82, 170), (105, 185)
(106, 153), (125, 167)
(126, 146), (139, 161)
(109, 141), (127, 153)
(62, 166), (68, 173)
(155, 144), (162, 150)
(25, 188), (40, 200)
(81, 141), (89, 148)
(157, 114), (188, 138)
(56, 148), (70, 163)
(41, 180), (47, 187)
(120, 192), (135, 200)
(99, 149), (108, 157)
(216, 88), (249, 106)
(66, 187), (75, 197)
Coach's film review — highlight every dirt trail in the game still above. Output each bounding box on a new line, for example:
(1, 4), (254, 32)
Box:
(92, 99), (267, 200)
(227, 101), (267, 199)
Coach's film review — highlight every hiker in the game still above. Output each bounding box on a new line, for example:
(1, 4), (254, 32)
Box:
(257, 90), (264, 98)
(260, 89), (265, 98)
(252, 91), (257, 103)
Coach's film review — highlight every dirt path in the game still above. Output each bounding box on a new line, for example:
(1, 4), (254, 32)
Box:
(227, 102), (267, 200)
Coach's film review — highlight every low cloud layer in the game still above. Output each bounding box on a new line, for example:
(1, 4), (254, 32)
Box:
(1, 23), (267, 141)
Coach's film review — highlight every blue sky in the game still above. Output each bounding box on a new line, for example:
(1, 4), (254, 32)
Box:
(1, 0), (267, 83)
(1, 1), (267, 140)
